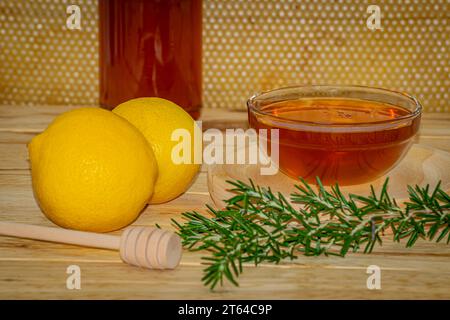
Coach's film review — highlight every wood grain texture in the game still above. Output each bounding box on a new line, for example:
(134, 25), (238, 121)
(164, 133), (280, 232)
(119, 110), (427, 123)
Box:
(0, 105), (449, 299)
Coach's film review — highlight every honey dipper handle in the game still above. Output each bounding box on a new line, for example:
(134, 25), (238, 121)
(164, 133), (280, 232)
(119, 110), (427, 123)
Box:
(0, 222), (120, 250)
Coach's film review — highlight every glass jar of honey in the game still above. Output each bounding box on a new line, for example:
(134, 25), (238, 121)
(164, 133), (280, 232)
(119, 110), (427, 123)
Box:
(99, 0), (202, 119)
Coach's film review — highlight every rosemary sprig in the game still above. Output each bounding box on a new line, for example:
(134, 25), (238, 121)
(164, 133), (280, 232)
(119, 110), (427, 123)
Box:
(172, 178), (450, 290)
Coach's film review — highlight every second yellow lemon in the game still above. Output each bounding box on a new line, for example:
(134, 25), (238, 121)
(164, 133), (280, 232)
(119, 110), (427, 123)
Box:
(113, 98), (201, 204)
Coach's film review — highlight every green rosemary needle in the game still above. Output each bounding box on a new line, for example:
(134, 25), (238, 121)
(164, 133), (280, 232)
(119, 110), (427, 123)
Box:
(172, 178), (450, 290)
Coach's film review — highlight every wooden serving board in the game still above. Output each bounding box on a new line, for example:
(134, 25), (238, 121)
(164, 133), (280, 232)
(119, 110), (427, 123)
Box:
(208, 144), (450, 208)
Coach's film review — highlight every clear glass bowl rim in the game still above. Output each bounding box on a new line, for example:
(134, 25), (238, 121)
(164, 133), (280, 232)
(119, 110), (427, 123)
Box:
(247, 85), (422, 127)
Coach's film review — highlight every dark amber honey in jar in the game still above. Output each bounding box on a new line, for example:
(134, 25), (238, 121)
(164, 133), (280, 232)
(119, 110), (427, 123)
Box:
(99, 0), (202, 119)
(248, 86), (422, 186)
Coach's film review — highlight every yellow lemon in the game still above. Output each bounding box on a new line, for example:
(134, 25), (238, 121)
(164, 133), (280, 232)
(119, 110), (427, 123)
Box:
(113, 97), (201, 204)
(28, 108), (158, 232)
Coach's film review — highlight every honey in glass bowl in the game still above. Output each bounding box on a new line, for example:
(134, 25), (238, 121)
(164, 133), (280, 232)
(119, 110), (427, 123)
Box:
(247, 86), (422, 186)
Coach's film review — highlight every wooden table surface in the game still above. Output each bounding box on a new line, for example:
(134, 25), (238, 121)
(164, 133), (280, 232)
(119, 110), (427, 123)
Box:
(0, 105), (449, 299)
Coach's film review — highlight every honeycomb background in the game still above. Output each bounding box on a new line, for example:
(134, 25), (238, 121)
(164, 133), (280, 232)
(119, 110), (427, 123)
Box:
(0, 0), (449, 112)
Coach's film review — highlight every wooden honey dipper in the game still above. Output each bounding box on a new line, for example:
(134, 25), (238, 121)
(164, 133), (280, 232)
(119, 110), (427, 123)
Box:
(0, 222), (182, 270)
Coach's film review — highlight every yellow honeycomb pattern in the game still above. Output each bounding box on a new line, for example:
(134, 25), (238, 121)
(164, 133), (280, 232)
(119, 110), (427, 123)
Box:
(1, 0), (449, 112)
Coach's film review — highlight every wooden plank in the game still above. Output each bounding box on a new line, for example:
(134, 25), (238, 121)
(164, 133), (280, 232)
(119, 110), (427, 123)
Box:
(0, 251), (449, 299)
(0, 131), (35, 144)
(0, 105), (80, 133)
(0, 210), (449, 299)
(0, 144), (29, 170)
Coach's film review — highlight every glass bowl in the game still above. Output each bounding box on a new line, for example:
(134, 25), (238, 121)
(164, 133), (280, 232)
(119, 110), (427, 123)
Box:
(247, 85), (422, 185)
